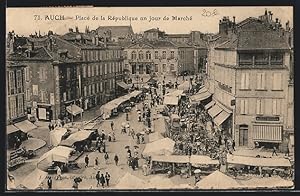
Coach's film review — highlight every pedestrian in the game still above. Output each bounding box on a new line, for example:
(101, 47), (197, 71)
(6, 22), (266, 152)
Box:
(48, 123), (52, 131)
(105, 172), (111, 187)
(100, 174), (105, 188)
(232, 140), (236, 151)
(112, 132), (116, 142)
(85, 154), (89, 167)
(96, 171), (101, 187)
(111, 121), (114, 130)
(104, 152), (109, 164)
(94, 157), (99, 170)
(114, 154), (119, 166)
(272, 146), (278, 156)
(126, 113), (129, 121)
(101, 130), (105, 141)
(56, 166), (62, 180)
(285, 145), (290, 157)
(131, 129), (135, 139)
(108, 132), (112, 142)
(47, 176), (52, 189)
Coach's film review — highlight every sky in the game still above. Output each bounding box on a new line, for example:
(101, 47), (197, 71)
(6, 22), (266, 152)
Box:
(6, 6), (293, 36)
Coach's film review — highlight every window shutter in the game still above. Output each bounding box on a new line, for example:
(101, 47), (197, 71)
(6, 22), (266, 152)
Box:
(256, 73), (261, 89)
(276, 99), (281, 115)
(245, 73), (249, 89)
(256, 99), (260, 114)
(241, 73), (245, 89)
(245, 100), (248, 114)
(240, 99), (245, 114)
(272, 99), (277, 115)
(261, 73), (265, 89)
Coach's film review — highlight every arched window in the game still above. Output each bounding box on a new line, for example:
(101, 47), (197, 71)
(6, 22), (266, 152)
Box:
(139, 51), (144, 60)
(131, 51), (137, 59)
(146, 51), (151, 60)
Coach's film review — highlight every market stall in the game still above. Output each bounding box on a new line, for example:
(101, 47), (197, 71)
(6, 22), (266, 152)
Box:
(145, 175), (175, 189)
(239, 176), (294, 189)
(60, 130), (92, 148)
(114, 172), (147, 189)
(18, 169), (48, 190)
(37, 146), (73, 171)
(49, 127), (68, 147)
(196, 170), (242, 189)
(142, 138), (175, 157)
(150, 155), (190, 174)
(147, 132), (164, 143)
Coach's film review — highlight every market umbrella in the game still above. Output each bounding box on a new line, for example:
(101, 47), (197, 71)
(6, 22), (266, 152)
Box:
(194, 169), (201, 174)
(140, 131), (145, 135)
(125, 146), (130, 149)
(121, 122), (126, 127)
(134, 146), (139, 148)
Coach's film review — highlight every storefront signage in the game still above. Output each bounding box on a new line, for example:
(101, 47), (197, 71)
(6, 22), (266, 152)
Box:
(256, 116), (280, 121)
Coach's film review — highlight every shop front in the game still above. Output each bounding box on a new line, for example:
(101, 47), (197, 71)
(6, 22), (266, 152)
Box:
(36, 103), (53, 121)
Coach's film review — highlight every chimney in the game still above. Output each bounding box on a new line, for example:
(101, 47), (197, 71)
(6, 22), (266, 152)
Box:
(233, 16), (236, 23)
(265, 9), (268, 15)
(276, 18), (278, 23)
(95, 35), (99, 46)
(269, 12), (273, 21)
(75, 26), (79, 33)
(69, 28), (73, 33)
(30, 41), (34, 51)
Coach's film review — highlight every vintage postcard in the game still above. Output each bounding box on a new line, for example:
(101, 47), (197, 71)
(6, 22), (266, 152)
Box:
(5, 6), (294, 191)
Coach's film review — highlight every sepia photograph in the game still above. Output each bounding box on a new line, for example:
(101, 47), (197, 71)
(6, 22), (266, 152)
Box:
(5, 6), (294, 191)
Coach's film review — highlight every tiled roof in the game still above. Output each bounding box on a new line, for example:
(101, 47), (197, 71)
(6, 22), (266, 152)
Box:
(60, 32), (92, 41)
(171, 41), (193, 48)
(216, 31), (290, 50)
(7, 47), (52, 61)
(238, 31), (290, 50)
(148, 40), (177, 48)
(166, 34), (190, 38)
(96, 26), (134, 38)
(144, 28), (161, 33)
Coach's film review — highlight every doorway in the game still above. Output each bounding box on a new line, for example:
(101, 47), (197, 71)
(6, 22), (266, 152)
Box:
(239, 124), (248, 146)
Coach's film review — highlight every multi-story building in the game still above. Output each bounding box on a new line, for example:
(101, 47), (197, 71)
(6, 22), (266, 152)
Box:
(51, 30), (124, 120)
(95, 25), (134, 42)
(206, 11), (292, 150)
(124, 40), (194, 76)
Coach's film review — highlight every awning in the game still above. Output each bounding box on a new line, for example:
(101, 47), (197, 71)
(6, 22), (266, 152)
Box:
(117, 81), (130, 90)
(227, 154), (291, 167)
(50, 127), (68, 147)
(178, 81), (190, 91)
(14, 120), (37, 133)
(37, 146), (73, 171)
(7, 125), (20, 135)
(60, 130), (92, 147)
(205, 101), (215, 110)
(129, 90), (143, 98)
(151, 155), (190, 164)
(197, 86), (208, 94)
(66, 104), (83, 116)
(142, 138), (175, 156)
(190, 155), (219, 166)
(84, 123), (97, 130)
(190, 91), (212, 103)
(148, 132), (164, 143)
(208, 104), (223, 118)
(196, 171), (242, 189)
(163, 96), (179, 105)
(253, 125), (282, 143)
(166, 90), (184, 97)
(213, 111), (231, 126)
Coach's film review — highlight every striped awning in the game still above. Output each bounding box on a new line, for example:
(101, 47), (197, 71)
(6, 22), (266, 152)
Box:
(213, 111), (231, 126)
(253, 125), (282, 143)
(205, 101), (215, 110)
(208, 104), (223, 118)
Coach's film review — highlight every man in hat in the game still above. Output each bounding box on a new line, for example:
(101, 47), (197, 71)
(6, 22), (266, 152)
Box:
(85, 154), (89, 168)
(47, 176), (52, 189)
(114, 154), (119, 166)
(96, 171), (101, 187)
(105, 172), (111, 187)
